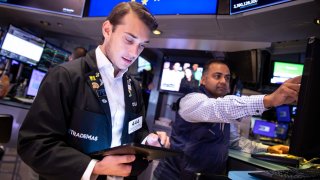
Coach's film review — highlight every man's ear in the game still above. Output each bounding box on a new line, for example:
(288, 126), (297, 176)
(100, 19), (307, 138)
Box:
(102, 20), (112, 38)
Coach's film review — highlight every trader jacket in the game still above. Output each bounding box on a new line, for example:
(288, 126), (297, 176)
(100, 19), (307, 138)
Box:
(17, 50), (149, 180)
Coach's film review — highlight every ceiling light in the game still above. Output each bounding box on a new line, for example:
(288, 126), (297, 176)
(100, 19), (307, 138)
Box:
(153, 29), (162, 35)
(314, 18), (320, 25)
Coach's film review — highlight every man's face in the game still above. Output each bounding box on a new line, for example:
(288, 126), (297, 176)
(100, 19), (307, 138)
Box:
(101, 12), (151, 73)
(201, 63), (231, 98)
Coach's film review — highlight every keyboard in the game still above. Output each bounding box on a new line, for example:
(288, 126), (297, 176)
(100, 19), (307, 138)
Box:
(249, 168), (320, 180)
(251, 153), (303, 167)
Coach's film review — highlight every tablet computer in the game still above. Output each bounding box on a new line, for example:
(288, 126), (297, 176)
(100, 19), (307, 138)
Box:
(90, 143), (182, 160)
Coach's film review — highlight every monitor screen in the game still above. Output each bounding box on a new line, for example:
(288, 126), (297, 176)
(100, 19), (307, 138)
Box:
(270, 61), (304, 84)
(26, 69), (46, 97)
(0, 0), (86, 17)
(276, 105), (291, 123)
(275, 123), (289, 140)
(252, 119), (276, 138)
(230, 0), (291, 15)
(88, 0), (217, 17)
(37, 43), (70, 72)
(289, 37), (320, 160)
(159, 61), (203, 94)
(138, 56), (152, 73)
(0, 25), (45, 66)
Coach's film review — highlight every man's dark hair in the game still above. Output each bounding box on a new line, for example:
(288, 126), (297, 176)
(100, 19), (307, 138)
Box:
(202, 59), (230, 75)
(107, 2), (158, 32)
(71, 47), (87, 60)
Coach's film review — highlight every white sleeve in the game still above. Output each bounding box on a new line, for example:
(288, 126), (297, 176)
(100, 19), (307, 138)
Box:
(229, 123), (269, 154)
(81, 159), (99, 180)
(178, 93), (266, 123)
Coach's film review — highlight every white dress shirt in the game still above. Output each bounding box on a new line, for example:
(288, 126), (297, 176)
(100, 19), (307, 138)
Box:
(82, 46), (127, 180)
(229, 123), (269, 153)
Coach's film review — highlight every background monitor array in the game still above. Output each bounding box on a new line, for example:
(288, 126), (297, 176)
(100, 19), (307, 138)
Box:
(0, 25), (69, 69)
(37, 43), (70, 72)
(0, 25), (45, 66)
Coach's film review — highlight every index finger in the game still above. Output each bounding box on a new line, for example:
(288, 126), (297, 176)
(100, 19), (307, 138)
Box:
(285, 75), (302, 84)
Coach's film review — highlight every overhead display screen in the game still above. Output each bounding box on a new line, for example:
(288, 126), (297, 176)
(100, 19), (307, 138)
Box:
(0, 0), (86, 17)
(88, 0), (217, 17)
(230, 0), (291, 15)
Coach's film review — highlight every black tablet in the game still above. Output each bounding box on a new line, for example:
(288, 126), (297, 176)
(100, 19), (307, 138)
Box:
(90, 143), (182, 160)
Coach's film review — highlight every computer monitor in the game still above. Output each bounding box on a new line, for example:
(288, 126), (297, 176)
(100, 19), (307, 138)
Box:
(276, 105), (291, 123)
(159, 61), (203, 94)
(252, 119), (276, 138)
(270, 61), (304, 84)
(0, 0), (86, 17)
(0, 25), (45, 66)
(37, 43), (70, 72)
(26, 69), (46, 97)
(289, 37), (320, 160)
(137, 56), (152, 73)
(275, 123), (289, 140)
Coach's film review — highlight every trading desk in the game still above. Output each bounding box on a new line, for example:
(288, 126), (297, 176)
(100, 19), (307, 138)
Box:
(228, 149), (289, 171)
(228, 149), (290, 179)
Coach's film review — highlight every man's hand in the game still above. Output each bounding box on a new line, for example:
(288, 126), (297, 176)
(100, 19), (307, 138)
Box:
(92, 155), (135, 176)
(264, 76), (301, 108)
(146, 131), (170, 148)
(267, 145), (289, 154)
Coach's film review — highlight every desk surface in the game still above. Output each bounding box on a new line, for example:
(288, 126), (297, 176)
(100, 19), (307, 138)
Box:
(0, 98), (31, 110)
(228, 149), (289, 171)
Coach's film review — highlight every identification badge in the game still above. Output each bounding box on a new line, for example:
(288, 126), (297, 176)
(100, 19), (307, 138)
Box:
(128, 116), (142, 134)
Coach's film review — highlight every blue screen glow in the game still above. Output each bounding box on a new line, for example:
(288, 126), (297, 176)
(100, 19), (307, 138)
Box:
(88, 0), (217, 17)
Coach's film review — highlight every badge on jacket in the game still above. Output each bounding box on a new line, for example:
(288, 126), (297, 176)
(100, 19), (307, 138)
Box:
(128, 116), (142, 134)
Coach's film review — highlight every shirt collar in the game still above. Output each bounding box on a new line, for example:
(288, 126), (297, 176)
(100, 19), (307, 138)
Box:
(95, 46), (127, 78)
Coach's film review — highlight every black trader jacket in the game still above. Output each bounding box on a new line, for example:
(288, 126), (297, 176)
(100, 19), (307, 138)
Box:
(17, 50), (149, 180)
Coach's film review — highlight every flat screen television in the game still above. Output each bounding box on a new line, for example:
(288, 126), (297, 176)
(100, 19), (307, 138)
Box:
(26, 69), (46, 97)
(159, 61), (203, 94)
(0, 25), (45, 66)
(270, 61), (304, 84)
(37, 43), (70, 72)
(289, 37), (320, 161)
(88, 0), (217, 17)
(0, 0), (86, 17)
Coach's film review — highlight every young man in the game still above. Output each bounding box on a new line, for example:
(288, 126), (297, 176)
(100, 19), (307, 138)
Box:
(154, 60), (301, 180)
(18, 2), (169, 180)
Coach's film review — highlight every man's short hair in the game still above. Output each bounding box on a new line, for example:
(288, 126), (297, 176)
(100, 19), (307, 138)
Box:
(71, 47), (87, 60)
(107, 2), (158, 32)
